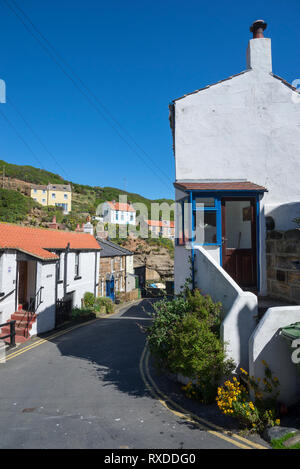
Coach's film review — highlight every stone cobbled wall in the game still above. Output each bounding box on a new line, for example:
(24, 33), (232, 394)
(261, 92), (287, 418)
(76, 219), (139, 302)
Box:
(266, 229), (300, 303)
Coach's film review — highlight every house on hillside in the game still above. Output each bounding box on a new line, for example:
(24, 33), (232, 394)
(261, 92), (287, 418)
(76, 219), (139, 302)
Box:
(30, 183), (72, 213)
(101, 200), (136, 225)
(96, 238), (136, 301)
(145, 219), (175, 241)
(170, 20), (300, 296)
(0, 223), (100, 343)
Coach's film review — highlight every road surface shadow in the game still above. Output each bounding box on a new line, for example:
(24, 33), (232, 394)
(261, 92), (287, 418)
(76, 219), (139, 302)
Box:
(46, 299), (155, 399)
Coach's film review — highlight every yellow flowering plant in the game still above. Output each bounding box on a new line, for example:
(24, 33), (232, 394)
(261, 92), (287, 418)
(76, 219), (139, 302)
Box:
(216, 362), (281, 432)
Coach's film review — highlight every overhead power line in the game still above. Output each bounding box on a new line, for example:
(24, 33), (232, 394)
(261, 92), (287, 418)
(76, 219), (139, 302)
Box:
(2, 0), (172, 189)
(0, 106), (46, 169)
(7, 97), (69, 180)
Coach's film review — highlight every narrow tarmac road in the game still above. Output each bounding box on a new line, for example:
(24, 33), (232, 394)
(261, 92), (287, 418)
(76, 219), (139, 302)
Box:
(0, 300), (267, 449)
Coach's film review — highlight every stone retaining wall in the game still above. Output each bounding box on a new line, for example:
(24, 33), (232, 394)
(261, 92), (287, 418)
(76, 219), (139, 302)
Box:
(266, 229), (300, 303)
(119, 289), (140, 302)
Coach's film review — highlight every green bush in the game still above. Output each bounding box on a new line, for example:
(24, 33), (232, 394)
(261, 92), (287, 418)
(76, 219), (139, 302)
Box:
(147, 289), (233, 403)
(83, 292), (95, 309)
(168, 314), (233, 403)
(71, 307), (95, 319)
(94, 296), (115, 314)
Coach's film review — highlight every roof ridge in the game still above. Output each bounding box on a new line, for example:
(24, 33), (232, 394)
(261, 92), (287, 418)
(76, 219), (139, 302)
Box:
(172, 69), (252, 102)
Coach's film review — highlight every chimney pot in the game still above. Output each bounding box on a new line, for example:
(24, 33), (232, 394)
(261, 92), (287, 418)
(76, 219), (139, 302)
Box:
(250, 19), (267, 39)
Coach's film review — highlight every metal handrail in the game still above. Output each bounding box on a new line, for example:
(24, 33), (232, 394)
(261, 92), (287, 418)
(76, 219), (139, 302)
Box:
(17, 286), (44, 329)
(0, 289), (15, 303)
(0, 320), (16, 347)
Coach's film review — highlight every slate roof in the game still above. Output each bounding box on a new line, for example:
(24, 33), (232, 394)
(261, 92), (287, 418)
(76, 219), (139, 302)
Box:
(0, 223), (100, 261)
(96, 238), (133, 258)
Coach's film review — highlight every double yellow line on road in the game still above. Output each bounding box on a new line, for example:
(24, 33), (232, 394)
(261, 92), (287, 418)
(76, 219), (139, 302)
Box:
(4, 315), (268, 450)
(5, 319), (98, 362)
(139, 345), (268, 450)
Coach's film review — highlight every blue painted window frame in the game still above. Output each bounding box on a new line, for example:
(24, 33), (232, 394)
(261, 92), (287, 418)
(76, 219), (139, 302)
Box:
(186, 190), (261, 291)
(192, 195), (222, 248)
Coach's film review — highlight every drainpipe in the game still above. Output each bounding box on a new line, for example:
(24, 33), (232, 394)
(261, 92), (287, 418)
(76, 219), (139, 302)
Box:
(189, 191), (195, 291)
(94, 251), (98, 297)
(64, 243), (70, 298)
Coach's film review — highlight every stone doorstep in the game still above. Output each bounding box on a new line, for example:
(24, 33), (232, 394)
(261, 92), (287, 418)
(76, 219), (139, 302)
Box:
(282, 431), (300, 448)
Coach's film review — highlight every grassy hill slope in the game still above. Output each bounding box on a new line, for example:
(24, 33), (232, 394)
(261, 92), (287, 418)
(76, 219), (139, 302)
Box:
(0, 160), (174, 226)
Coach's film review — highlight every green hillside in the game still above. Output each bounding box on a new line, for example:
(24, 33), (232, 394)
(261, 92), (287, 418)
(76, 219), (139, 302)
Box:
(0, 188), (38, 223)
(0, 159), (68, 185)
(0, 160), (175, 226)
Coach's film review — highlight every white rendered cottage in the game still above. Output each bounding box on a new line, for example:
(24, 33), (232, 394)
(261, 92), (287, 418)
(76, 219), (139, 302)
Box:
(0, 223), (100, 343)
(102, 200), (136, 225)
(170, 20), (300, 296)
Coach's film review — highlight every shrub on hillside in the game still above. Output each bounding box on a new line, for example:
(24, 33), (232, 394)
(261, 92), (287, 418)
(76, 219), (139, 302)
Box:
(0, 188), (37, 223)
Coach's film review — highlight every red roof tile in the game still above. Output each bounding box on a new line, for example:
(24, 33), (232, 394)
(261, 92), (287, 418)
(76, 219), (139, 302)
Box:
(107, 201), (135, 212)
(174, 181), (267, 192)
(0, 223), (101, 260)
(146, 220), (175, 228)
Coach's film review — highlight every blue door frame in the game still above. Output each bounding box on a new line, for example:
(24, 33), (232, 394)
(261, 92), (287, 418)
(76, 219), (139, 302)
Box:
(106, 275), (115, 301)
(185, 190), (262, 292)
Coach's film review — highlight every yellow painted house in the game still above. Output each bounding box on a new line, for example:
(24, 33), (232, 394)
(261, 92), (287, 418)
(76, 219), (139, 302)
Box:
(30, 183), (72, 213)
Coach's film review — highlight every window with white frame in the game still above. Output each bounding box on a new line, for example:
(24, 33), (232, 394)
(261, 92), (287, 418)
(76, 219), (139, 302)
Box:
(75, 252), (80, 277)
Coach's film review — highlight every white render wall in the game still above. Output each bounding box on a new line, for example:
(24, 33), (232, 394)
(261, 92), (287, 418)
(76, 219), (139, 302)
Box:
(32, 261), (56, 335)
(0, 251), (17, 324)
(249, 306), (300, 405)
(174, 39), (300, 231)
(125, 255), (135, 292)
(64, 251), (99, 306)
(194, 246), (258, 371)
(0, 248), (100, 336)
(174, 245), (192, 294)
(102, 202), (136, 225)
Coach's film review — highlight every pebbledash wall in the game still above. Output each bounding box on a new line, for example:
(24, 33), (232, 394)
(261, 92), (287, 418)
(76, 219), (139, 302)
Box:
(266, 229), (300, 304)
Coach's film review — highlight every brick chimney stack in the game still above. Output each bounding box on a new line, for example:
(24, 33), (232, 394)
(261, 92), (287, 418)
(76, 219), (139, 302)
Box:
(49, 216), (58, 230)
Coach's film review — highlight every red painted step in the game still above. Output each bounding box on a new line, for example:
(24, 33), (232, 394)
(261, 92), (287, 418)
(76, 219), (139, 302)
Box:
(0, 333), (29, 344)
(1, 326), (30, 338)
(0, 309), (37, 345)
(11, 312), (36, 321)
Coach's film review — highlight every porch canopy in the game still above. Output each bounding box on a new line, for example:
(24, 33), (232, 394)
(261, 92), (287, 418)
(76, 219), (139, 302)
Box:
(174, 180), (267, 193)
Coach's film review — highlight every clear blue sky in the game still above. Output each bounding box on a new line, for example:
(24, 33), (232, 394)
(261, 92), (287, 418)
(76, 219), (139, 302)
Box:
(0, 0), (299, 199)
